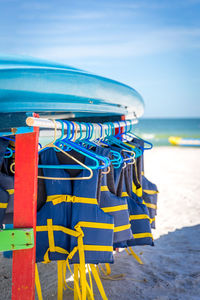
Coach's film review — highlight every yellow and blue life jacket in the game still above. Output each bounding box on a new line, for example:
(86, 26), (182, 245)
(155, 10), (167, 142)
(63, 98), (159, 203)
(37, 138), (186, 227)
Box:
(142, 175), (158, 229)
(123, 167), (154, 246)
(36, 148), (114, 264)
(98, 148), (132, 244)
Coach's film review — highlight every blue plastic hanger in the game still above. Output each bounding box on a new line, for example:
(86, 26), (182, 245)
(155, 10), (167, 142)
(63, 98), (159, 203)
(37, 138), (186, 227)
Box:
(57, 120), (111, 170)
(104, 121), (142, 159)
(4, 147), (13, 158)
(38, 120), (98, 171)
(123, 120), (153, 150)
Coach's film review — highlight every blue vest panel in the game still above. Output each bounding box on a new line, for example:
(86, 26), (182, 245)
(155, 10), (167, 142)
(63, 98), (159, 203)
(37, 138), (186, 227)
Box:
(36, 148), (114, 264)
(142, 175), (158, 229)
(123, 168), (154, 246)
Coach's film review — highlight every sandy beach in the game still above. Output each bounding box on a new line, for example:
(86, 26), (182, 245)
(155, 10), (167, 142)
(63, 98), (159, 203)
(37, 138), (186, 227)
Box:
(0, 146), (200, 300)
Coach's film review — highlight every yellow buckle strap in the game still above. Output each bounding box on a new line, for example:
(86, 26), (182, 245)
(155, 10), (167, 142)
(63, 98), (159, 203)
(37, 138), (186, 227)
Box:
(142, 200), (157, 209)
(46, 194), (98, 205)
(100, 186), (109, 192)
(6, 189), (14, 195)
(76, 221), (114, 230)
(102, 204), (128, 213)
(114, 224), (131, 233)
(0, 202), (8, 208)
(129, 214), (150, 221)
(133, 232), (153, 240)
(143, 189), (158, 195)
(121, 192), (129, 197)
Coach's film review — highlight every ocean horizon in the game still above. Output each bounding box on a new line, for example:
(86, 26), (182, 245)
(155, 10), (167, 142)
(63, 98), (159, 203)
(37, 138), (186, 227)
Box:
(132, 118), (200, 146)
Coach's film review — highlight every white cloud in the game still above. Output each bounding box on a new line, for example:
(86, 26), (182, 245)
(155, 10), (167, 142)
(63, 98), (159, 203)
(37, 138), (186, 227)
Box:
(27, 26), (200, 60)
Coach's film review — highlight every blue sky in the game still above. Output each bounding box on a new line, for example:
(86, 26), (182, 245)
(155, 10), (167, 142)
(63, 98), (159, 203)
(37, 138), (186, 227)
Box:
(0, 0), (200, 118)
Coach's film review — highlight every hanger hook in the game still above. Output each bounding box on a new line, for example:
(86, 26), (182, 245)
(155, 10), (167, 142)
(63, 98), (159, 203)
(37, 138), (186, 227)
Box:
(56, 119), (65, 142)
(90, 123), (94, 141)
(97, 123), (103, 140)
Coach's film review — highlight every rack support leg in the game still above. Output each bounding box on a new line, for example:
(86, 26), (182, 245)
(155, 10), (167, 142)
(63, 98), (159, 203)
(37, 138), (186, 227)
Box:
(12, 128), (39, 300)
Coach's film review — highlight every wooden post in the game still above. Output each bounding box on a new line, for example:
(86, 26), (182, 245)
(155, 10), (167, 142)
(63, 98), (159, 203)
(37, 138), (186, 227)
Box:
(12, 128), (39, 300)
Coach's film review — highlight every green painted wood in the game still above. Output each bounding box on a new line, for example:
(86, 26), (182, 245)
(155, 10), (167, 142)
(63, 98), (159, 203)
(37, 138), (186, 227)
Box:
(0, 228), (34, 251)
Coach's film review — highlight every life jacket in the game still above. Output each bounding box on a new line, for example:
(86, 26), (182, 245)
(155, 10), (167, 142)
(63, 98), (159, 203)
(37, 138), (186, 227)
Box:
(123, 167), (154, 246)
(0, 138), (14, 227)
(125, 139), (158, 228)
(98, 147), (132, 244)
(36, 148), (114, 265)
(142, 175), (158, 229)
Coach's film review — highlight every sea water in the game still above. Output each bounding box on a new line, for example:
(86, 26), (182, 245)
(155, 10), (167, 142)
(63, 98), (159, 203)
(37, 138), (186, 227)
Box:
(132, 118), (200, 146)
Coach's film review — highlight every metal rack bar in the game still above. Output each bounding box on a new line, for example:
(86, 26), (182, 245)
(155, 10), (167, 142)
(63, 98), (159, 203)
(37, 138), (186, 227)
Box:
(26, 116), (137, 134)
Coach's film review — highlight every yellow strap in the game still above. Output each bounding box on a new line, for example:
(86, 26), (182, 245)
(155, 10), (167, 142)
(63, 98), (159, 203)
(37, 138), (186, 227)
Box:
(0, 203), (8, 208)
(143, 189), (158, 195)
(136, 187), (142, 197)
(150, 217), (155, 224)
(90, 264), (108, 300)
(100, 186), (109, 192)
(77, 221), (114, 230)
(66, 259), (82, 300)
(142, 201), (157, 209)
(105, 263), (111, 275)
(132, 181), (137, 194)
(86, 265), (94, 300)
(6, 189), (14, 195)
(47, 195), (97, 205)
(35, 264), (43, 300)
(114, 224), (131, 233)
(133, 232), (153, 239)
(84, 245), (113, 252)
(47, 219), (55, 252)
(141, 171), (144, 175)
(129, 214), (150, 221)
(36, 223), (80, 238)
(75, 225), (87, 300)
(99, 264), (111, 276)
(61, 260), (73, 292)
(125, 247), (143, 264)
(102, 204), (128, 213)
(74, 264), (79, 300)
(98, 265), (124, 282)
(121, 192), (129, 197)
(43, 246), (69, 264)
(57, 261), (63, 300)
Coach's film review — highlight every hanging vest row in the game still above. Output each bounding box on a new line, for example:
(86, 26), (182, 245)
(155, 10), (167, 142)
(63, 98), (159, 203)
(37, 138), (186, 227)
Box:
(0, 136), (158, 263)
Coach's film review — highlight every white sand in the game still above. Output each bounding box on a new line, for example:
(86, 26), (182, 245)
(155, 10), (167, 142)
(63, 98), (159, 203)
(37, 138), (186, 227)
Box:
(0, 147), (200, 300)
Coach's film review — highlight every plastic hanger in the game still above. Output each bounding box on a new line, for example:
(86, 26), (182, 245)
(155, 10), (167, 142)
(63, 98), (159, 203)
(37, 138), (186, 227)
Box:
(4, 147), (13, 158)
(38, 120), (94, 180)
(123, 120), (153, 150)
(112, 121), (143, 158)
(10, 120), (93, 180)
(57, 120), (111, 171)
(104, 122), (139, 158)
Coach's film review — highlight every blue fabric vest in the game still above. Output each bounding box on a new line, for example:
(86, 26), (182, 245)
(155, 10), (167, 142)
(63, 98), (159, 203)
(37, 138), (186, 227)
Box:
(98, 148), (132, 244)
(123, 167), (154, 246)
(36, 148), (114, 264)
(142, 175), (158, 229)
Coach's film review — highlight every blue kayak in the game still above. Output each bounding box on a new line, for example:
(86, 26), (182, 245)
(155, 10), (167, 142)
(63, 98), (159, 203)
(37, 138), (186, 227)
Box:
(0, 56), (144, 117)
